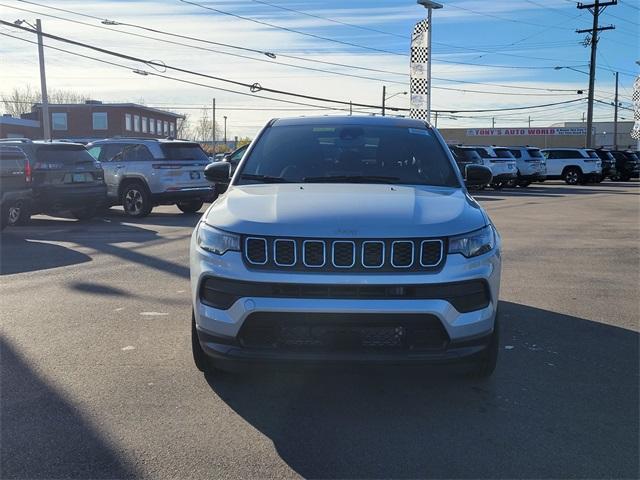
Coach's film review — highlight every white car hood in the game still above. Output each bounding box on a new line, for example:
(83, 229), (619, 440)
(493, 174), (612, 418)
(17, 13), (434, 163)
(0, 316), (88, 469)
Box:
(205, 184), (487, 238)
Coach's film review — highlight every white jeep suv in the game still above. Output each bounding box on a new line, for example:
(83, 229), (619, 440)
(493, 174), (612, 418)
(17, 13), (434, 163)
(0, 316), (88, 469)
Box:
(190, 116), (501, 377)
(540, 148), (602, 185)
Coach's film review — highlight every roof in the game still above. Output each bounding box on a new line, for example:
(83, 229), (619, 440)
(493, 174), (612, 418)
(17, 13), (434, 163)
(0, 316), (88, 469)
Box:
(271, 115), (431, 128)
(0, 116), (40, 127)
(30, 102), (184, 119)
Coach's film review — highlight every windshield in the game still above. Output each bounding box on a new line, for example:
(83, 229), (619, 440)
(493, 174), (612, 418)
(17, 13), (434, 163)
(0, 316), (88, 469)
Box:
(585, 150), (599, 159)
(237, 123), (460, 187)
(36, 145), (95, 164)
(470, 147), (495, 159)
(160, 143), (209, 161)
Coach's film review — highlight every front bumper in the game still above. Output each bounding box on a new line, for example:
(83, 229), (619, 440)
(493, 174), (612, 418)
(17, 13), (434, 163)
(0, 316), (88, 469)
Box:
(520, 172), (546, 181)
(492, 173), (517, 182)
(190, 234), (501, 366)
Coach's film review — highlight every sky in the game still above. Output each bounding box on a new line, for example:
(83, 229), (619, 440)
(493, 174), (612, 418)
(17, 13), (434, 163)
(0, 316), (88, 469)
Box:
(0, 0), (638, 139)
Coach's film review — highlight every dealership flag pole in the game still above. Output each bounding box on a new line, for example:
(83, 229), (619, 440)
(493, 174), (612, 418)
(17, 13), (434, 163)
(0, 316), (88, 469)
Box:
(411, 1), (442, 123)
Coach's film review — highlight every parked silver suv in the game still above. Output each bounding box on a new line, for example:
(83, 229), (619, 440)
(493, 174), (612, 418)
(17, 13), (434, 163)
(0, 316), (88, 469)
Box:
(87, 138), (213, 217)
(190, 116), (501, 378)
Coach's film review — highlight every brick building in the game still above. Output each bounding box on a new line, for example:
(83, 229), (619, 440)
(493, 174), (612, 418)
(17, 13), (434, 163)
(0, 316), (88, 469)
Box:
(0, 100), (184, 141)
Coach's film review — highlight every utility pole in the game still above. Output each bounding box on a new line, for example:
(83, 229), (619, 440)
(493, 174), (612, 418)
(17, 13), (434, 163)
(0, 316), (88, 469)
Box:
(212, 98), (216, 152)
(36, 19), (50, 140)
(576, 0), (616, 148)
(492, 117), (495, 128)
(349, 101), (352, 116)
(434, 111), (438, 127)
(613, 71), (619, 149)
(528, 116), (531, 127)
(223, 116), (227, 145)
(382, 85), (386, 116)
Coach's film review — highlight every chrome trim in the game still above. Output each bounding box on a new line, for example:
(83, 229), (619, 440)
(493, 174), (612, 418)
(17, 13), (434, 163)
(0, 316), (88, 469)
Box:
(244, 237), (268, 265)
(361, 240), (385, 269)
(273, 239), (297, 267)
(331, 241), (356, 268)
(302, 240), (326, 268)
(390, 240), (414, 268)
(419, 239), (444, 267)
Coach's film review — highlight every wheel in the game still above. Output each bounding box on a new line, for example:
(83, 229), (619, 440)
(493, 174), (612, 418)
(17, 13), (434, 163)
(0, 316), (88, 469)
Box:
(470, 317), (499, 379)
(121, 182), (152, 218)
(71, 207), (97, 221)
(505, 178), (517, 188)
(192, 311), (215, 374)
(5, 200), (30, 227)
(517, 180), (531, 188)
(492, 182), (504, 190)
(177, 200), (204, 214)
(563, 167), (582, 185)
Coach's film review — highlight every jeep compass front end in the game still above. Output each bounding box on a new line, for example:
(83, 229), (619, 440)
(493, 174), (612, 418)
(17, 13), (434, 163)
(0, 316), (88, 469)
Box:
(190, 116), (501, 377)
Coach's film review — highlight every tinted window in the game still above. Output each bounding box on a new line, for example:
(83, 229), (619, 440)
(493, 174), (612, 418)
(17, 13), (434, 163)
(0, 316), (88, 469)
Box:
(87, 146), (101, 160)
(585, 150), (599, 159)
(160, 143), (209, 161)
(123, 145), (154, 162)
(508, 149), (522, 158)
(100, 144), (127, 162)
(229, 144), (248, 164)
(527, 149), (542, 158)
(35, 145), (94, 164)
(451, 147), (481, 162)
(470, 147), (494, 159)
(238, 124), (459, 187)
(494, 149), (515, 159)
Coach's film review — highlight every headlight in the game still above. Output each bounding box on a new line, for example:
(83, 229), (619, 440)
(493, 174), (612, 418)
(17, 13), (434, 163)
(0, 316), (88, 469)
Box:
(448, 225), (496, 258)
(196, 223), (240, 255)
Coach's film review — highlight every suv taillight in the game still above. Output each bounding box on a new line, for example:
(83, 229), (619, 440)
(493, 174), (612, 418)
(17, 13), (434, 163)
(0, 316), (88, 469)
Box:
(24, 159), (32, 183)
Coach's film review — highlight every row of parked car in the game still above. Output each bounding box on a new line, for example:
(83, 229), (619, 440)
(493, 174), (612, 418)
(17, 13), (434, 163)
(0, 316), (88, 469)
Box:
(0, 137), (220, 229)
(448, 144), (639, 188)
(1, 136), (638, 230)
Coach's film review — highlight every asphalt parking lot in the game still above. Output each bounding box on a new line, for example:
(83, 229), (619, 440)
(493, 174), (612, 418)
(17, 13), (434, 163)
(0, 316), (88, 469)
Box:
(1, 181), (638, 479)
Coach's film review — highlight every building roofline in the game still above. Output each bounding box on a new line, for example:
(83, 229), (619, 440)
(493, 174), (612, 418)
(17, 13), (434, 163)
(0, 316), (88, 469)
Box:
(30, 103), (184, 119)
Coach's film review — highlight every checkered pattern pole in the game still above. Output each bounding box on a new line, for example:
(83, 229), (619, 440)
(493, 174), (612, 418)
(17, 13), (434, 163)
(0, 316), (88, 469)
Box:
(410, 18), (430, 121)
(632, 74), (640, 144)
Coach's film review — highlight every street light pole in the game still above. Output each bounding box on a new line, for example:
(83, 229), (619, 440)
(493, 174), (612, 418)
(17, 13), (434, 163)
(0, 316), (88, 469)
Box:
(382, 85), (386, 116)
(35, 19), (50, 140)
(613, 71), (618, 149)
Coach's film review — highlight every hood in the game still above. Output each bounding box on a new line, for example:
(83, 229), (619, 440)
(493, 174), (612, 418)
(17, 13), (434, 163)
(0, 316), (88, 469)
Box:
(205, 184), (487, 238)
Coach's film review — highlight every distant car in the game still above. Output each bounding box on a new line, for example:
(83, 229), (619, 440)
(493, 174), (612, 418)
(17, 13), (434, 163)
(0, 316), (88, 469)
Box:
(0, 146), (32, 229)
(609, 150), (639, 181)
(593, 148), (618, 182)
(454, 145), (517, 189)
(222, 144), (249, 175)
(213, 153), (226, 162)
(0, 139), (106, 221)
(87, 138), (214, 217)
(447, 145), (483, 180)
(540, 148), (602, 185)
(495, 146), (546, 187)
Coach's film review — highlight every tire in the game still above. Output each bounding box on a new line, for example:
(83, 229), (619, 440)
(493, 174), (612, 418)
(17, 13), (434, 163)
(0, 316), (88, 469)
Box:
(517, 180), (531, 188)
(192, 311), (215, 374)
(5, 199), (30, 227)
(177, 200), (204, 214)
(121, 181), (152, 218)
(563, 167), (582, 185)
(470, 317), (499, 379)
(71, 207), (97, 221)
(491, 182), (504, 190)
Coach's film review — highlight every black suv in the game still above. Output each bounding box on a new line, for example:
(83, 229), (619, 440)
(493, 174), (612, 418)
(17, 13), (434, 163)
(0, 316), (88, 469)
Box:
(447, 145), (483, 179)
(593, 148), (618, 181)
(0, 146), (32, 229)
(609, 150), (639, 181)
(0, 140), (107, 221)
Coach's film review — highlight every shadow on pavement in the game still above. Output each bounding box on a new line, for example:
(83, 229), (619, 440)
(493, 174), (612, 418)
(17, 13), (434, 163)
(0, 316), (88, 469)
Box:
(206, 301), (639, 479)
(0, 214), (191, 278)
(0, 337), (136, 479)
(472, 181), (638, 200)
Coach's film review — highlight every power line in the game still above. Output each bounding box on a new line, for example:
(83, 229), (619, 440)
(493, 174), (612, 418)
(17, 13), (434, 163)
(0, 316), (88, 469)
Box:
(177, 0), (404, 57)
(0, 28), (589, 115)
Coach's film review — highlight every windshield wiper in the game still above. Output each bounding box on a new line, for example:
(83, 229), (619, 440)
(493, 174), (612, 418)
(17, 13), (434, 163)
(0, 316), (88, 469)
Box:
(303, 175), (400, 184)
(240, 174), (291, 183)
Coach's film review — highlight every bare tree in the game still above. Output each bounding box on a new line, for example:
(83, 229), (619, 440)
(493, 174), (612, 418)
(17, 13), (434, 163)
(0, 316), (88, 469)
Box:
(1, 85), (90, 116)
(191, 108), (221, 142)
(175, 113), (191, 140)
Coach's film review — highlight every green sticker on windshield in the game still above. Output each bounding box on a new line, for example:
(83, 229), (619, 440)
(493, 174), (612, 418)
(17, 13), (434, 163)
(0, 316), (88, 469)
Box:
(408, 128), (429, 136)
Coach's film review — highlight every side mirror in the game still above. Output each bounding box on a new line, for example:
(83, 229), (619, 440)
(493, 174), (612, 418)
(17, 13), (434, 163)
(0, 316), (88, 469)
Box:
(465, 164), (493, 187)
(204, 161), (231, 185)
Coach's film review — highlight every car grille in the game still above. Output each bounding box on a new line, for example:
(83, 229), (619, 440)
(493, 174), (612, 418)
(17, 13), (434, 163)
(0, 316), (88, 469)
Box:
(243, 236), (445, 272)
(237, 313), (449, 352)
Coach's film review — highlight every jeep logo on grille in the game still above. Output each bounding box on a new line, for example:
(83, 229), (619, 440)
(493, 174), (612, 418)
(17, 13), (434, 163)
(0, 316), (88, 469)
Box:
(335, 228), (358, 236)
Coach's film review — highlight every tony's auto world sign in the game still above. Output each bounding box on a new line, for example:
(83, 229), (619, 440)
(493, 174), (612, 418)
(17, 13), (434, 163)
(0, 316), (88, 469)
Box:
(466, 127), (589, 136)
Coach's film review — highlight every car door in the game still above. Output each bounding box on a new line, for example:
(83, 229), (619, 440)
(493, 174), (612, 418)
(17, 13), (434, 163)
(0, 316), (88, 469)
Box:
(543, 150), (562, 176)
(97, 143), (127, 199)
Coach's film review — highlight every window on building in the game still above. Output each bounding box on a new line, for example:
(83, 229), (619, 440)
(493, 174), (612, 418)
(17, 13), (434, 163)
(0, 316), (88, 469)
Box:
(163, 121), (169, 136)
(92, 112), (108, 130)
(125, 114), (132, 131)
(51, 112), (68, 130)
(134, 115), (141, 132)
(169, 122), (175, 137)
(149, 118), (155, 135)
(142, 116), (148, 133)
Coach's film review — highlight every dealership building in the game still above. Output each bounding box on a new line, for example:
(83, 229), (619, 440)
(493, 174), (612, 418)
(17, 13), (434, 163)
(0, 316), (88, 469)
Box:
(440, 121), (636, 149)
